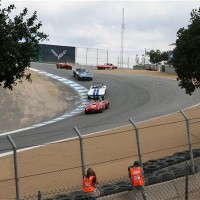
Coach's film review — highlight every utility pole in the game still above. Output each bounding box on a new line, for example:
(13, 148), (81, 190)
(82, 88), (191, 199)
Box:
(120, 8), (125, 68)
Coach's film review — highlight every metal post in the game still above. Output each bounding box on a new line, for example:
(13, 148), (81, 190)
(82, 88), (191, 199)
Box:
(107, 49), (108, 63)
(38, 191), (42, 200)
(75, 47), (77, 65)
(74, 126), (85, 178)
(180, 110), (195, 173)
(185, 163), (189, 200)
(7, 135), (20, 200)
(128, 57), (129, 68)
(86, 48), (88, 66)
(97, 48), (99, 66)
(117, 57), (120, 67)
(129, 118), (143, 169)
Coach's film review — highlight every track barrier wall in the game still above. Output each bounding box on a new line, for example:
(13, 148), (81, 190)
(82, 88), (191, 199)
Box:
(1, 106), (200, 199)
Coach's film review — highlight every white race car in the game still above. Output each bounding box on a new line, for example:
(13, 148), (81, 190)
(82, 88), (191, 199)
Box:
(88, 82), (107, 100)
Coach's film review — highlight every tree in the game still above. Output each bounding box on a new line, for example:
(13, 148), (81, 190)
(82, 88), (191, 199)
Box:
(173, 8), (200, 95)
(147, 49), (168, 65)
(161, 51), (168, 62)
(0, 1), (48, 90)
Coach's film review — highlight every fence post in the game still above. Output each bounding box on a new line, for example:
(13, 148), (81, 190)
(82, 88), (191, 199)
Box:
(107, 49), (108, 63)
(74, 126), (85, 178)
(129, 118), (143, 169)
(7, 135), (20, 200)
(128, 57), (129, 68)
(180, 110), (195, 173)
(38, 191), (42, 200)
(86, 48), (88, 66)
(185, 163), (189, 200)
(96, 48), (99, 66)
(75, 47), (77, 65)
(117, 57), (120, 67)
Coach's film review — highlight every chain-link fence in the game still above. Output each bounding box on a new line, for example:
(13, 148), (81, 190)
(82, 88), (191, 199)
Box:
(1, 106), (200, 200)
(37, 44), (151, 69)
(75, 47), (157, 69)
(75, 47), (142, 69)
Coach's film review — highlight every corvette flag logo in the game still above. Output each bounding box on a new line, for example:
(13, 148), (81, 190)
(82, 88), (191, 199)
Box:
(51, 49), (67, 60)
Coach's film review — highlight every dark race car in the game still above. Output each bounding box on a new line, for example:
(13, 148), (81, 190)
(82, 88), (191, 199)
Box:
(85, 98), (109, 114)
(73, 67), (93, 81)
(96, 63), (117, 70)
(56, 62), (72, 70)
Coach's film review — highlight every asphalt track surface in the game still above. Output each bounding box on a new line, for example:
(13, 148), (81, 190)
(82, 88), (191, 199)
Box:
(1, 62), (200, 153)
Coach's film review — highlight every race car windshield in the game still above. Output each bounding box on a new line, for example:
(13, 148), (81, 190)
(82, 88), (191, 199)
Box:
(80, 69), (89, 73)
(93, 83), (102, 88)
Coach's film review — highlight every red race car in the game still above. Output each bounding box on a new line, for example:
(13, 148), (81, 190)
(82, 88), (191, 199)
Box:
(56, 62), (72, 70)
(85, 99), (109, 114)
(96, 63), (117, 70)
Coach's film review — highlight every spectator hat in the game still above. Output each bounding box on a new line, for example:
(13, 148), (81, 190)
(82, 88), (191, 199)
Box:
(133, 160), (140, 166)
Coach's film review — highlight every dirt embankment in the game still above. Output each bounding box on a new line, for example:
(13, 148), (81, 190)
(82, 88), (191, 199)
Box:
(0, 70), (75, 133)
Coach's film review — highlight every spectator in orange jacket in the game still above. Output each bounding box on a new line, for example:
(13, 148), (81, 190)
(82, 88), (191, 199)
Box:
(83, 168), (99, 200)
(129, 160), (147, 200)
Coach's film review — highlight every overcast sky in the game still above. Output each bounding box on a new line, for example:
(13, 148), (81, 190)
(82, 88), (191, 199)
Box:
(1, 0), (200, 59)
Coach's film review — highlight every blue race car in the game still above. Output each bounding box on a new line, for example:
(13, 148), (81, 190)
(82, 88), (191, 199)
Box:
(73, 67), (93, 81)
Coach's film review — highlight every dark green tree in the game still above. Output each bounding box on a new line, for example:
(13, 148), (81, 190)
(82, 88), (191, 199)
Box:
(148, 49), (161, 65)
(173, 8), (200, 95)
(0, 1), (48, 89)
(161, 51), (168, 62)
(147, 49), (168, 65)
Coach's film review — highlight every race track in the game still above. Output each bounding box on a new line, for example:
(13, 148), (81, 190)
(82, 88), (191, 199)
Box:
(1, 62), (200, 152)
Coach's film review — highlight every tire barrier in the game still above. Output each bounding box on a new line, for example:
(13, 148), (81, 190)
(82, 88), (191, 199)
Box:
(54, 197), (71, 200)
(114, 180), (132, 192)
(99, 184), (118, 196)
(158, 171), (175, 182)
(72, 192), (91, 200)
(173, 166), (187, 178)
(156, 160), (168, 169)
(164, 156), (181, 166)
(67, 191), (85, 200)
(173, 150), (190, 159)
(143, 163), (160, 173)
(145, 175), (160, 186)
(143, 155), (190, 173)
(193, 149), (200, 157)
(144, 159), (158, 165)
(174, 155), (188, 163)
(53, 193), (72, 200)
